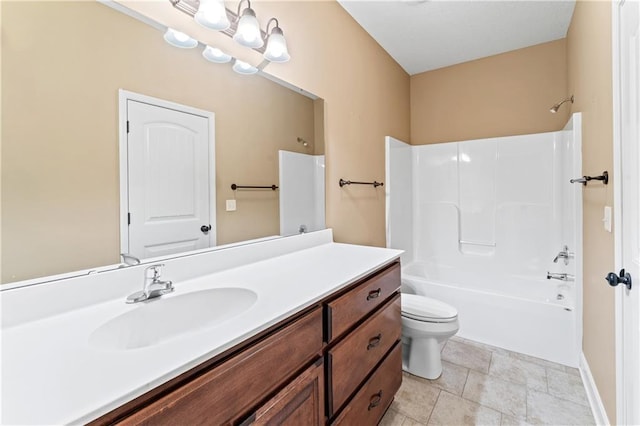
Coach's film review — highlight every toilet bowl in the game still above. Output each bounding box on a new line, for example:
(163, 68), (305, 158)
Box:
(401, 293), (459, 379)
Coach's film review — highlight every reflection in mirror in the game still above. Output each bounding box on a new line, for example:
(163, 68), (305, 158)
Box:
(1, 1), (325, 285)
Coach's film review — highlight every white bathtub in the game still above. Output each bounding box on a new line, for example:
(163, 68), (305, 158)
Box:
(402, 261), (579, 367)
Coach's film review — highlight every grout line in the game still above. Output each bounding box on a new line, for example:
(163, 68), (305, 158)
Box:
(459, 361), (471, 398)
(425, 389), (442, 425)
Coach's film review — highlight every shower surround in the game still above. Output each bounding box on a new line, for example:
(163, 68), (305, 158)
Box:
(386, 114), (582, 366)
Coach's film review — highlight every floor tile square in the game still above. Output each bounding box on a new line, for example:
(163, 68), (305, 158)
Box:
(500, 414), (532, 425)
(526, 389), (595, 425)
(380, 408), (409, 426)
(442, 339), (492, 374)
(392, 373), (440, 424)
(547, 369), (590, 407)
(428, 391), (501, 426)
(405, 361), (468, 396)
(511, 352), (566, 373)
(489, 352), (547, 391)
(462, 370), (527, 418)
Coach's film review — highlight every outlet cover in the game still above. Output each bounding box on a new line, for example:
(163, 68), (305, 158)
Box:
(226, 199), (237, 212)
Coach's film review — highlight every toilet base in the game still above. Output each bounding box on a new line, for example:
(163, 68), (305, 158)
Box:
(402, 336), (443, 379)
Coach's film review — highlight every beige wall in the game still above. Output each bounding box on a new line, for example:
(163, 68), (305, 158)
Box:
(1, 1), (316, 282)
(253, 2), (411, 247)
(567, 1), (616, 422)
(411, 39), (569, 145)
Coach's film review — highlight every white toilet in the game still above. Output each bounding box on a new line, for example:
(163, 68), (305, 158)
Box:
(401, 293), (459, 379)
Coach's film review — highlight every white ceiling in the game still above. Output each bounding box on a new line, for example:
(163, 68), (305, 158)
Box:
(337, 0), (576, 75)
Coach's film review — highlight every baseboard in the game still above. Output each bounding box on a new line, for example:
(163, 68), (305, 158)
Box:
(580, 352), (611, 426)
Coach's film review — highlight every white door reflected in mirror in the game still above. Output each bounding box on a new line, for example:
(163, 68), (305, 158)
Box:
(122, 92), (216, 260)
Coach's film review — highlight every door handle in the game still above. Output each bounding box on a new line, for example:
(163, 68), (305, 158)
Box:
(200, 225), (212, 234)
(606, 269), (632, 290)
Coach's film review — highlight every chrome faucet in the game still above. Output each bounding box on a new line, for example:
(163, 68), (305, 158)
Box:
(126, 264), (174, 303)
(553, 245), (574, 265)
(547, 272), (575, 282)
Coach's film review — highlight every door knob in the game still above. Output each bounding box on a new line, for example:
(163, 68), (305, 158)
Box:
(605, 269), (632, 290)
(200, 225), (212, 234)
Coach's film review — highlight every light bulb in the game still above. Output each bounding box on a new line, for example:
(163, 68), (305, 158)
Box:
(163, 28), (198, 49)
(232, 59), (258, 75)
(202, 46), (232, 64)
(233, 8), (263, 49)
(264, 26), (290, 62)
(195, 0), (230, 30)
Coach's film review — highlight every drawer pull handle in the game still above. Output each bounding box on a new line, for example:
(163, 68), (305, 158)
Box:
(367, 334), (382, 350)
(367, 288), (381, 300)
(368, 390), (383, 411)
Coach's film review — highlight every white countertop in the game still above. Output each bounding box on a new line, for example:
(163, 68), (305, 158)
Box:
(1, 233), (401, 425)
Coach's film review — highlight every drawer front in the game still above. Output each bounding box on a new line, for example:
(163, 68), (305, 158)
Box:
(120, 307), (323, 426)
(326, 262), (400, 341)
(328, 295), (401, 415)
(331, 342), (402, 426)
(247, 358), (325, 426)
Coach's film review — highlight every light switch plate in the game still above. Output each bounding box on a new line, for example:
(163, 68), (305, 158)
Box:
(603, 205), (612, 232)
(226, 199), (237, 212)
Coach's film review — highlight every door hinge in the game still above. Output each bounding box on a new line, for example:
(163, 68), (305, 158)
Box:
(127, 212), (131, 225)
(126, 120), (130, 133)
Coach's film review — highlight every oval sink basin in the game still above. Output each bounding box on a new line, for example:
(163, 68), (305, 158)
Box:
(89, 288), (258, 350)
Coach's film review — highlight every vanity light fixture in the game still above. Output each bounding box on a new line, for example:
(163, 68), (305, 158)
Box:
(232, 59), (259, 75)
(233, 0), (264, 49)
(202, 46), (232, 63)
(195, 0), (230, 30)
(163, 28), (198, 48)
(263, 18), (290, 63)
(170, 0), (291, 62)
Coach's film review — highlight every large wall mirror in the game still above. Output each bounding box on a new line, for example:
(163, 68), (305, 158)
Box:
(1, 1), (326, 285)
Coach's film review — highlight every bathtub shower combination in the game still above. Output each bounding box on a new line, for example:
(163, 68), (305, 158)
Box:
(386, 113), (583, 366)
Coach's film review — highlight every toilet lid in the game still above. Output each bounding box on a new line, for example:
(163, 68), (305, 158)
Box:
(401, 293), (458, 322)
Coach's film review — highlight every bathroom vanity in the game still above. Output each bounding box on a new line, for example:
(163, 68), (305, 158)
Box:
(1, 230), (402, 425)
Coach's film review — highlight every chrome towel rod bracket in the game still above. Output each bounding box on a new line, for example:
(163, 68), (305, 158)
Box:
(339, 179), (384, 188)
(570, 171), (608, 186)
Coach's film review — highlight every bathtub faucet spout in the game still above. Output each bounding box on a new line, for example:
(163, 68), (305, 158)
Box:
(547, 272), (574, 282)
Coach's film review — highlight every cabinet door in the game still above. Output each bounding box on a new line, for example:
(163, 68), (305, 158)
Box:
(248, 358), (325, 426)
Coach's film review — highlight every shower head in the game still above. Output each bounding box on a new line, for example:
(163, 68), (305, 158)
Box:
(550, 95), (574, 113)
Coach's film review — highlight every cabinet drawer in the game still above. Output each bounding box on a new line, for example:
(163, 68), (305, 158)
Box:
(331, 342), (402, 426)
(326, 262), (400, 341)
(119, 307), (323, 426)
(246, 358), (325, 426)
(327, 295), (401, 415)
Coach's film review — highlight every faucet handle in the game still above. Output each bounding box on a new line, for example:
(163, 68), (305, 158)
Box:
(145, 264), (165, 280)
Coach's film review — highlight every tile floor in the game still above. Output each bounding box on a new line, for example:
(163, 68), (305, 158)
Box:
(380, 336), (595, 426)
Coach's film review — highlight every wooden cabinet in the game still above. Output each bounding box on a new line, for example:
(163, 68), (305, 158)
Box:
(325, 262), (402, 423)
(246, 358), (325, 426)
(96, 260), (402, 426)
(327, 295), (401, 414)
